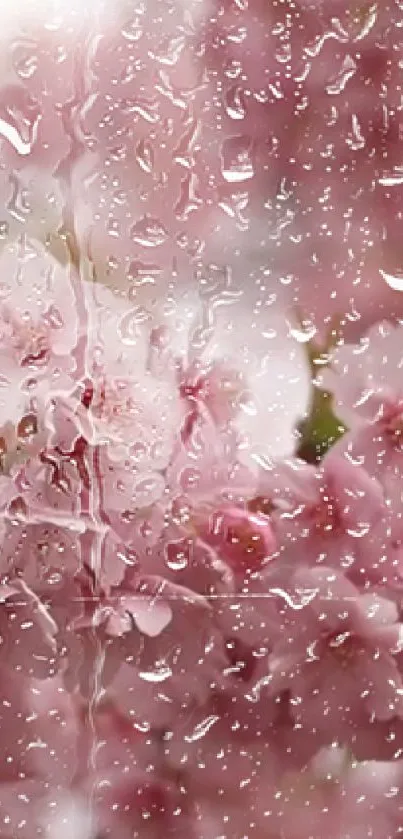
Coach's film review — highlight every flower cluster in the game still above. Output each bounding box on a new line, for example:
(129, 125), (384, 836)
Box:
(0, 1), (403, 838)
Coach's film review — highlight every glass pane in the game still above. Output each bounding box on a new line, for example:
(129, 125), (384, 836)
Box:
(0, 1), (402, 837)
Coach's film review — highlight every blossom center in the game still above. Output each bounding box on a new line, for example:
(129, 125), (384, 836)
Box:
(304, 490), (343, 537)
(92, 376), (137, 428)
(380, 400), (403, 446)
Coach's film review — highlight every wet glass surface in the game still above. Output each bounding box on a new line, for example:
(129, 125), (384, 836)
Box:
(0, 1), (403, 837)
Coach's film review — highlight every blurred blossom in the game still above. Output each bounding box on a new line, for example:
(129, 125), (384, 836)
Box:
(0, 1), (403, 838)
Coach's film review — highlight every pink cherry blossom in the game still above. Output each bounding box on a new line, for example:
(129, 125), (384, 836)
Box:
(197, 505), (276, 573)
(64, 571), (227, 733)
(259, 447), (388, 585)
(320, 322), (403, 551)
(270, 748), (403, 839)
(321, 320), (403, 432)
(146, 285), (311, 466)
(74, 281), (182, 465)
(0, 672), (173, 839)
(269, 566), (403, 737)
(0, 236), (79, 448)
(276, 1), (403, 340)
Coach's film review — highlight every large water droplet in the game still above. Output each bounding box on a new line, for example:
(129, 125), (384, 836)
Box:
(139, 664), (172, 683)
(12, 42), (39, 80)
(179, 467), (201, 492)
(379, 170), (403, 187)
(184, 715), (219, 742)
(131, 217), (168, 248)
(175, 173), (202, 220)
(121, 15), (144, 42)
(326, 55), (357, 95)
(165, 539), (190, 571)
(346, 522), (370, 539)
(289, 319), (317, 344)
(135, 139), (154, 174)
(118, 308), (149, 345)
(380, 268), (403, 292)
(149, 35), (185, 67)
(221, 136), (254, 183)
(224, 85), (246, 121)
(0, 116), (36, 156)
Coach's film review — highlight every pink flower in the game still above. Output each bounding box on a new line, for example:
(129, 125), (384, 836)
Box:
(0, 516), (82, 597)
(191, 303), (310, 466)
(271, 748), (403, 839)
(71, 576), (174, 640)
(0, 166), (65, 253)
(269, 566), (403, 735)
(260, 447), (387, 584)
(272, 1), (403, 341)
(197, 505), (276, 574)
(165, 707), (281, 839)
(0, 672), (172, 839)
(73, 282), (181, 465)
(0, 237), (79, 444)
(321, 323), (403, 548)
(64, 572), (226, 732)
(148, 287), (311, 466)
(320, 320), (403, 432)
(100, 404), (258, 560)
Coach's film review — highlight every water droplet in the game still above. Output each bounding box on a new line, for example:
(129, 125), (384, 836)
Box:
(131, 217), (168, 248)
(275, 42), (291, 65)
(346, 522), (370, 539)
(184, 715), (219, 742)
(326, 55), (357, 95)
(0, 221), (9, 239)
(149, 34), (185, 67)
(221, 136), (254, 183)
(165, 539), (190, 571)
(353, 3), (378, 42)
(175, 173), (202, 220)
(179, 467), (201, 492)
(139, 520), (153, 539)
(116, 547), (138, 567)
(135, 139), (154, 174)
(224, 85), (246, 121)
(346, 113), (365, 151)
(131, 442), (148, 462)
(139, 664), (172, 683)
(226, 25), (247, 45)
(44, 571), (63, 586)
(118, 308), (149, 346)
(43, 305), (64, 330)
(289, 320), (317, 344)
(237, 390), (257, 417)
(379, 169), (403, 187)
(127, 259), (162, 286)
(0, 94), (41, 157)
(170, 496), (191, 526)
(380, 268), (403, 292)
(134, 474), (165, 507)
(173, 117), (200, 168)
(107, 218), (120, 238)
(12, 42), (39, 80)
(121, 16), (144, 42)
